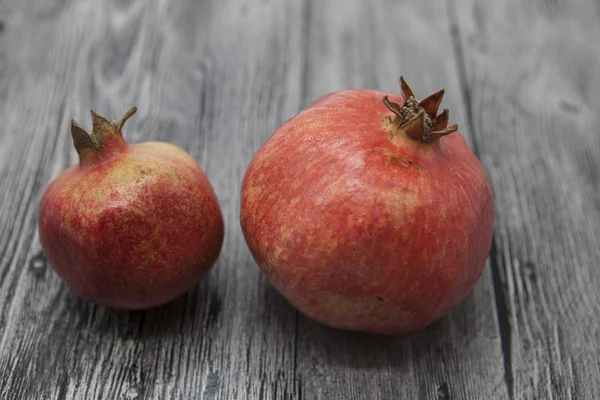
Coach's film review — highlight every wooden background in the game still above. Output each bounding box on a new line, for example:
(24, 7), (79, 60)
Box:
(1, 0), (599, 399)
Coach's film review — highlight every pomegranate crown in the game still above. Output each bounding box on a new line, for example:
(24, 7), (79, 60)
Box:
(383, 77), (458, 143)
(70, 107), (137, 164)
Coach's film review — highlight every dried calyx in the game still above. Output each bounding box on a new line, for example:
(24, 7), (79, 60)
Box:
(383, 77), (458, 143)
(70, 107), (137, 164)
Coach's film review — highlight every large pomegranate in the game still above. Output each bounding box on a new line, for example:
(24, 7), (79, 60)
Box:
(38, 108), (224, 309)
(240, 77), (493, 334)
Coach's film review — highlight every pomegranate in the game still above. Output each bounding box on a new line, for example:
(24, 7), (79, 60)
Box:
(38, 108), (224, 309)
(240, 77), (493, 334)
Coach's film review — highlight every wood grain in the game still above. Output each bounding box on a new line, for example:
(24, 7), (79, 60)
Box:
(293, 1), (508, 399)
(0, 0), (598, 398)
(0, 1), (306, 399)
(452, 0), (600, 398)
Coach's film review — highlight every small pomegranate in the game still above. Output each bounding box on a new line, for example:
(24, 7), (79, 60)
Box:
(240, 77), (493, 334)
(38, 108), (224, 309)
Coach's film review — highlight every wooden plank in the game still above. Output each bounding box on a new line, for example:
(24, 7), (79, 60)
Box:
(0, 0), (307, 398)
(452, 0), (600, 398)
(294, 1), (508, 399)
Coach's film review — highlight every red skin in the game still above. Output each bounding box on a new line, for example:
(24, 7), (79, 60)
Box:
(39, 136), (224, 309)
(240, 90), (494, 334)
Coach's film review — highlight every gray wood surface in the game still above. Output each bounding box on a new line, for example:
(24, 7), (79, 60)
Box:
(454, 0), (600, 398)
(0, 0), (598, 399)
